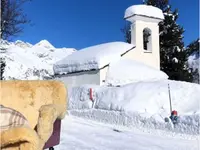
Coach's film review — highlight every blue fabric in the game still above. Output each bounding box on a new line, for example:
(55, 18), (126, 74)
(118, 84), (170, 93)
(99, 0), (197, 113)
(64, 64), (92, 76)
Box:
(170, 115), (179, 124)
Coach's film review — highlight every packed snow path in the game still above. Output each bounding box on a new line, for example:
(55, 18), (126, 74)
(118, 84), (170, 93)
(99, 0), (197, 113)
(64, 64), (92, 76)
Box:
(53, 116), (199, 150)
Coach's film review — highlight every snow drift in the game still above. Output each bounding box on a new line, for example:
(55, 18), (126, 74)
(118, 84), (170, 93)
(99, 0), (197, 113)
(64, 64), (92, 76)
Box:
(68, 80), (200, 115)
(0, 40), (76, 80)
(68, 80), (200, 135)
(105, 58), (168, 86)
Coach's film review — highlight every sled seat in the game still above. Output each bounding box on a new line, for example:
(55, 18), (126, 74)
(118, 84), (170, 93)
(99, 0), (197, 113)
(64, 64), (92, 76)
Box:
(43, 120), (61, 150)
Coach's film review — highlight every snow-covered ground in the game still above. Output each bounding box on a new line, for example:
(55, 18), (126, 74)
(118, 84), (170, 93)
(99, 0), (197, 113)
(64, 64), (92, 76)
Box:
(53, 116), (199, 150)
(0, 40), (76, 80)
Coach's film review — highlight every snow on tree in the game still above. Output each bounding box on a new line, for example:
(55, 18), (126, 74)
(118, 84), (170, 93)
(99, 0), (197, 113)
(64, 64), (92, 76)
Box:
(122, 0), (193, 82)
(186, 38), (199, 57)
(186, 38), (199, 84)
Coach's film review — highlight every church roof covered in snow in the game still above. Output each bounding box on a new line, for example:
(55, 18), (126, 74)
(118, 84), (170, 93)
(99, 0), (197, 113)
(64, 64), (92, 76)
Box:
(124, 5), (164, 21)
(53, 42), (135, 75)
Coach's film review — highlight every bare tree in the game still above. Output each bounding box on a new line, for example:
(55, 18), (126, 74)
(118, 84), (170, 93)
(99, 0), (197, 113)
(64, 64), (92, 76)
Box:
(1, 0), (31, 40)
(0, 57), (6, 80)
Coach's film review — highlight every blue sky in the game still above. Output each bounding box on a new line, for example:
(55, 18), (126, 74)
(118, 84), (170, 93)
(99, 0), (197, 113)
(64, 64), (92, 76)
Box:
(16, 0), (199, 50)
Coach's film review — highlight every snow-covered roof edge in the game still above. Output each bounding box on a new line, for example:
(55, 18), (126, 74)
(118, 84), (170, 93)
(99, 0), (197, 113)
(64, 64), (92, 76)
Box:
(54, 45), (136, 75)
(124, 5), (164, 20)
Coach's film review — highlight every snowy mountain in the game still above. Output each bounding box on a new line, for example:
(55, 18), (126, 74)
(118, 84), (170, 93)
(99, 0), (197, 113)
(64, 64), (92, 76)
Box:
(34, 40), (55, 49)
(15, 40), (33, 48)
(0, 40), (76, 80)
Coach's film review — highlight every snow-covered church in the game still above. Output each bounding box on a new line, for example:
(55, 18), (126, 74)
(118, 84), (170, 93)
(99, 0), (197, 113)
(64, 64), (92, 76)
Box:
(53, 5), (168, 87)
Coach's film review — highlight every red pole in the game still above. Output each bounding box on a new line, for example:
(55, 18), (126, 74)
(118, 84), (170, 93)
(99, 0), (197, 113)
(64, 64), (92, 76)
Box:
(89, 88), (93, 101)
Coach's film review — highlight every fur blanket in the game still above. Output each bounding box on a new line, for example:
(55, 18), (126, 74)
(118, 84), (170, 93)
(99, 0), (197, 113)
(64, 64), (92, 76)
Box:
(0, 80), (67, 129)
(0, 80), (67, 150)
(0, 105), (40, 150)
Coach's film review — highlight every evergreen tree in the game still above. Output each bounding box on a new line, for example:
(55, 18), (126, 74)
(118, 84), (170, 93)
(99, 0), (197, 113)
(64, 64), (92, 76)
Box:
(0, 58), (6, 80)
(144, 0), (169, 10)
(186, 38), (199, 57)
(122, 0), (193, 82)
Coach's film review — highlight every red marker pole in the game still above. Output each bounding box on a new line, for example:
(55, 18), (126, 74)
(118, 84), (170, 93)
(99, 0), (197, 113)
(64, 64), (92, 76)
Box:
(89, 88), (93, 102)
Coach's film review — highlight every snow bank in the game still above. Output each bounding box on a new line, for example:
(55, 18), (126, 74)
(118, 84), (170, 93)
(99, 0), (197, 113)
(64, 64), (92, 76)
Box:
(69, 80), (200, 115)
(68, 80), (200, 135)
(69, 109), (200, 136)
(53, 42), (135, 75)
(0, 40), (76, 80)
(105, 58), (168, 86)
(124, 5), (164, 21)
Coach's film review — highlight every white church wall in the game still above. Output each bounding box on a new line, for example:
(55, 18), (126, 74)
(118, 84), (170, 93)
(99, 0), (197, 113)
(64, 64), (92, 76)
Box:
(55, 70), (101, 88)
(99, 66), (109, 85)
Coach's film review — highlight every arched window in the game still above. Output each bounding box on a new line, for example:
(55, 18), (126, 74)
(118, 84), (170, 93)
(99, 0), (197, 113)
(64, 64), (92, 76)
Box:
(143, 28), (152, 51)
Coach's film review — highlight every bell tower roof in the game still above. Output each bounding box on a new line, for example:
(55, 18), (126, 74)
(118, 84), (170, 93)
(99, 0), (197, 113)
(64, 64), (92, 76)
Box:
(124, 5), (164, 23)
